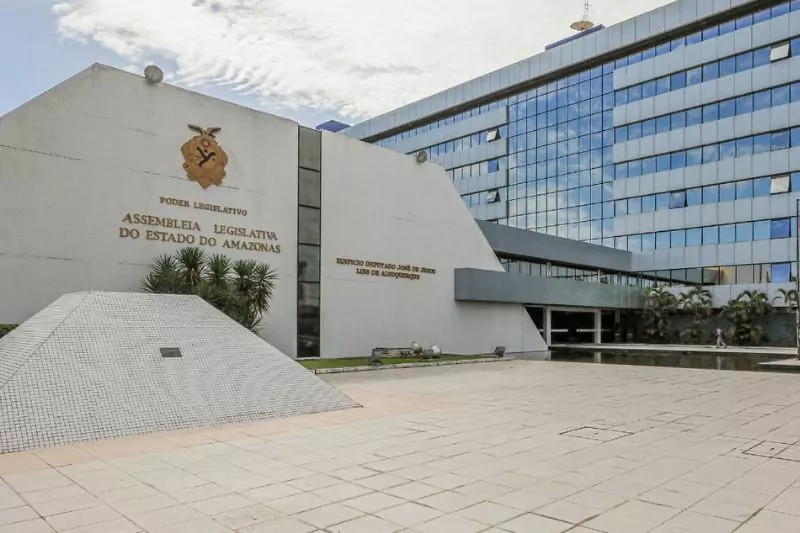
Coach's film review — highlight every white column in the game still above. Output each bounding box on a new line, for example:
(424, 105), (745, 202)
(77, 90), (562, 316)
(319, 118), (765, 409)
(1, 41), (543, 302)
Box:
(544, 307), (552, 346)
(593, 310), (602, 345)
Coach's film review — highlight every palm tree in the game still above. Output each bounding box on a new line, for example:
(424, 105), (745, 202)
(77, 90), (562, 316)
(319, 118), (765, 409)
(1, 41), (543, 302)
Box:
(721, 290), (773, 346)
(643, 286), (678, 343)
(678, 286), (713, 344)
(142, 247), (277, 332)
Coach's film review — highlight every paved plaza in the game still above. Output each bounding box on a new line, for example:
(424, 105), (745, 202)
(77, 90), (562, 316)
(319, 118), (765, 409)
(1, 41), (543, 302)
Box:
(2, 361), (800, 533)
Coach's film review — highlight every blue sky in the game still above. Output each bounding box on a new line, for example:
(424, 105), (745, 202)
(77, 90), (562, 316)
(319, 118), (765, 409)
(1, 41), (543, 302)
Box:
(1, 0), (670, 127)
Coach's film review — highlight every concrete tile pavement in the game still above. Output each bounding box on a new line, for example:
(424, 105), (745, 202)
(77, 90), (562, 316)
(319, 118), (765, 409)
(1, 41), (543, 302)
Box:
(1, 361), (800, 532)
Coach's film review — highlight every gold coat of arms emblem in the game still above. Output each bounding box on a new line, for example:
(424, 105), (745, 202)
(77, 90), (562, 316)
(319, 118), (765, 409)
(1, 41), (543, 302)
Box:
(181, 125), (229, 189)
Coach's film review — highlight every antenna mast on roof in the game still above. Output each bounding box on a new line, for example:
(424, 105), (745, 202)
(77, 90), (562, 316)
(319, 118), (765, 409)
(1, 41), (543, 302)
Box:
(570, 0), (595, 32)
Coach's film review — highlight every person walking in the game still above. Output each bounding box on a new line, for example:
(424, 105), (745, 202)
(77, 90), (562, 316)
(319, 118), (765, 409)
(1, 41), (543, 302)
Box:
(714, 328), (727, 349)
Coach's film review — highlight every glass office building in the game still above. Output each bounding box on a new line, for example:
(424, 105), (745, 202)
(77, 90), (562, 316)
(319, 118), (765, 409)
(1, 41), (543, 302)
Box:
(344, 0), (800, 298)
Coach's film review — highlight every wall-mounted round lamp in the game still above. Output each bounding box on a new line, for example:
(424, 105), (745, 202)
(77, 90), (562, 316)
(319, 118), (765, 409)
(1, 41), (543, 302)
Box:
(144, 65), (164, 84)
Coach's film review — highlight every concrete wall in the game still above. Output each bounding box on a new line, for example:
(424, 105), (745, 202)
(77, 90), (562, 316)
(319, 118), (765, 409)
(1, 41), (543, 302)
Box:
(477, 220), (633, 272)
(0, 64), (547, 359)
(0, 65), (299, 356)
(319, 136), (546, 357)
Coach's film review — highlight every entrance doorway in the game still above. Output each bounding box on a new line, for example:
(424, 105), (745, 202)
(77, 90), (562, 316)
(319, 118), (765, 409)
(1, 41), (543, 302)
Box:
(550, 309), (595, 344)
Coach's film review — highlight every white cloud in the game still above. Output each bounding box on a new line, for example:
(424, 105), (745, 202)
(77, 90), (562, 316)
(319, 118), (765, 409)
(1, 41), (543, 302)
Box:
(53, 0), (671, 120)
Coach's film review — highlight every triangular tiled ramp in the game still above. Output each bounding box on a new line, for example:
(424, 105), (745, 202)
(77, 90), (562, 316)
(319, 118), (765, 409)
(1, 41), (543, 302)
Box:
(0, 292), (359, 453)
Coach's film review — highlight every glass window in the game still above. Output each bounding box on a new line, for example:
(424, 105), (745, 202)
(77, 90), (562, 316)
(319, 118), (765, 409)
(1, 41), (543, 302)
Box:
(703, 144), (719, 163)
(642, 195), (655, 212)
(669, 190), (687, 209)
(793, 126), (800, 147)
(771, 174), (790, 194)
(702, 62), (719, 81)
(488, 159), (500, 173)
(719, 19), (736, 36)
(298, 168), (321, 208)
(719, 224), (736, 244)
(671, 151), (687, 169)
(615, 163), (629, 180)
(793, 172), (800, 192)
(628, 122), (642, 140)
(736, 94), (753, 114)
(736, 136), (753, 157)
(642, 157), (657, 175)
(686, 108), (702, 126)
(753, 176), (771, 196)
(754, 133), (772, 154)
(615, 126), (628, 143)
(298, 244), (321, 282)
(702, 103), (719, 122)
(753, 90), (771, 111)
(298, 207), (321, 245)
(702, 25), (719, 41)
(628, 196), (641, 214)
(687, 66), (702, 86)
(686, 147), (702, 166)
(736, 51), (754, 72)
(773, 85), (791, 106)
(719, 56), (736, 77)
(773, 263), (791, 283)
(656, 76), (670, 95)
(737, 265), (755, 284)
(671, 71), (686, 90)
(736, 180), (753, 199)
(628, 84), (642, 102)
(629, 160), (642, 178)
(656, 231), (670, 249)
(772, 218), (791, 239)
(736, 222), (753, 242)
(772, 130), (791, 150)
(703, 226), (719, 244)
(615, 199), (628, 216)
(656, 155), (671, 173)
(754, 220), (771, 240)
(656, 115), (670, 134)
(628, 234), (642, 252)
(703, 185), (719, 204)
(642, 233), (655, 251)
(671, 229), (686, 247)
(753, 46), (772, 67)
(687, 187), (702, 206)
(671, 111), (686, 129)
(719, 182), (736, 202)
(719, 98), (736, 119)
(686, 228), (702, 246)
(770, 43), (791, 62)
(642, 119), (656, 137)
(736, 14), (753, 30)
(642, 81), (656, 99)
(719, 140), (736, 160)
(686, 31), (702, 45)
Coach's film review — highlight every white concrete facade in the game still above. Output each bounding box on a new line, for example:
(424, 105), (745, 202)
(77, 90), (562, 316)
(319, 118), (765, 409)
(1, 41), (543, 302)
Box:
(0, 64), (546, 358)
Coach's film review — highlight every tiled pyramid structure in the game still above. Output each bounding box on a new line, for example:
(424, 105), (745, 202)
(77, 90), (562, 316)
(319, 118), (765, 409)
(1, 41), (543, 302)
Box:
(0, 292), (359, 453)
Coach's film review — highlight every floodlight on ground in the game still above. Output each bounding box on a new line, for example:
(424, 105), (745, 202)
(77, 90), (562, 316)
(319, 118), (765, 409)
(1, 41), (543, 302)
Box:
(494, 345), (506, 358)
(411, 341), (423, 355)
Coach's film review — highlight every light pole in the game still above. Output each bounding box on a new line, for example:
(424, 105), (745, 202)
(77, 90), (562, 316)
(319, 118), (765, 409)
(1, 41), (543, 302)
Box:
(796, 199), (799, 359)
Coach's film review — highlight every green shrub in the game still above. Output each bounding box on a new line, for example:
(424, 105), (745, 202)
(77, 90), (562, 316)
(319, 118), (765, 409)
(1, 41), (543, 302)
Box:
(0, 324), (18, 339)
(142, 247), (277, 332)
